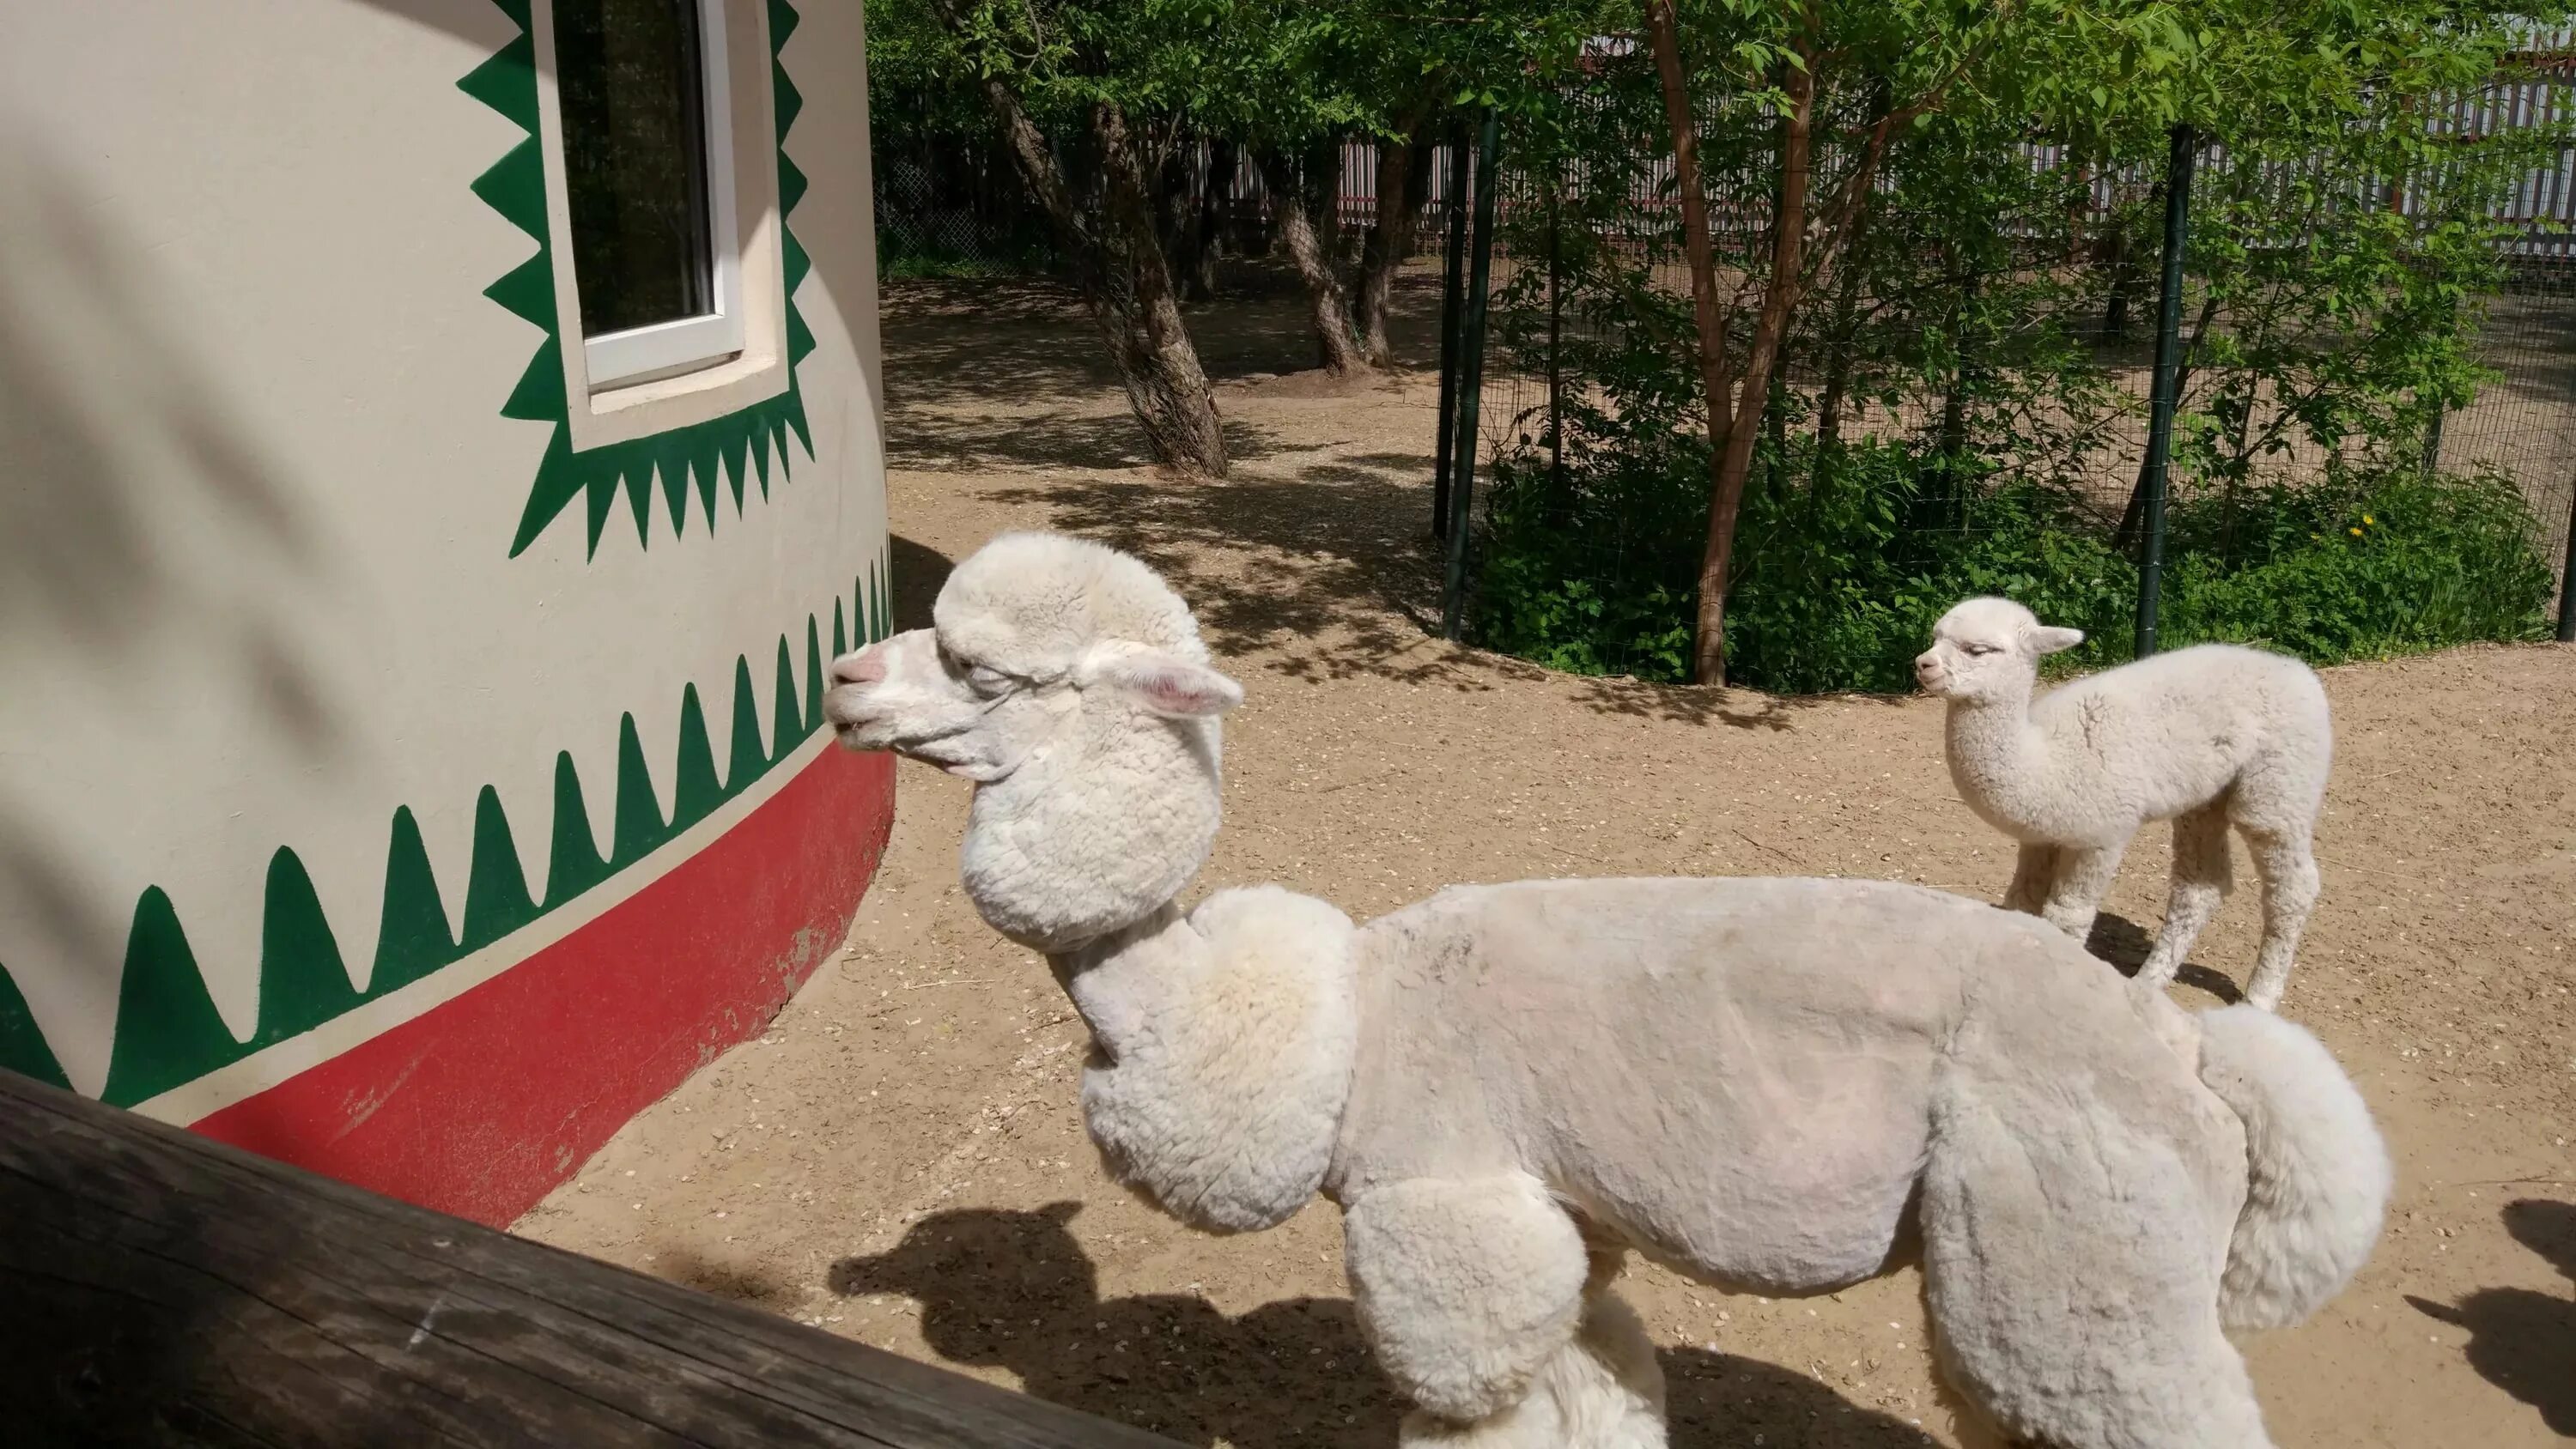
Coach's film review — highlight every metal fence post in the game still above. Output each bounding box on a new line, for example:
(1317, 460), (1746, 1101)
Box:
(1442, 111), (1504, 643)
(2557, 479), (2576, 643)
(1431, 130), (1471, 541)
(2135, 124), (2197, 660)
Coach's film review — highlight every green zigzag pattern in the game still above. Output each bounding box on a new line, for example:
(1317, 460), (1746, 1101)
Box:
(0, 560), (894, 1105)
(465, 0), (822, 560)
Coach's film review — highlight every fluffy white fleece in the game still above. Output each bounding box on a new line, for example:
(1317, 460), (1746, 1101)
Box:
(1917, 597), (2335, 1010)
(824, 534), (2391, 1449)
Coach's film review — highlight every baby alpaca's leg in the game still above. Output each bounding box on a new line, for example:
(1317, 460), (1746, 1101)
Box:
(2040, 840), (2128, 942)
(2239, 825), (2318, 1011)
(1346, 1175), (1665, 1449)
(2001, 843), (2058, 915)
(2137, 804), (2232, 990)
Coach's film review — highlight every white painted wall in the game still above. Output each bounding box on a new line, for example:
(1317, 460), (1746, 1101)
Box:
(0, 0), (887, 1098)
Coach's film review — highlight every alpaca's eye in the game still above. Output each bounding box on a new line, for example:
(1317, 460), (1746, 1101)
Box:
(1962, 644), (1996, 657)
(966, 664), (1013, 698)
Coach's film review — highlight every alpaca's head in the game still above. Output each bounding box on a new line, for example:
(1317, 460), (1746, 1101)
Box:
(824, 532), (1241, 949)
(1916, 597), (2083, 703)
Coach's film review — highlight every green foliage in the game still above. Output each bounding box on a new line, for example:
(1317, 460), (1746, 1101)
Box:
(2159, 467), (2558, 657)
(1464, 0), (2564, 693)
(1473, 434), (2555, 694)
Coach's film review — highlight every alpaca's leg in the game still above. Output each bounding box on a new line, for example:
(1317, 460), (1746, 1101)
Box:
(1346, 1176), (1666, 1449)
(1920, 1082), (2277, 1448)
(2239, 826), (2318, 1012)
(1398, 1280), (1666, 1449)
(2039, 840), (2127, 942)
(2001, 842), (2058, 915)
(2136, 805), (2233, 991)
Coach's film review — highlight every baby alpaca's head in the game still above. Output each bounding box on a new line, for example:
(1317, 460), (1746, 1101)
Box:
(1916, 597), (2084, 703)
(824, 532), (1241, 949)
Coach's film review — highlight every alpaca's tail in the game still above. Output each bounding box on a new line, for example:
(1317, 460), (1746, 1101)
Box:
(2194, 1004), (2392, 1330)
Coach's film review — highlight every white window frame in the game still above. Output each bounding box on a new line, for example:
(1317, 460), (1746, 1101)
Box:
(574, 0), (745, 391)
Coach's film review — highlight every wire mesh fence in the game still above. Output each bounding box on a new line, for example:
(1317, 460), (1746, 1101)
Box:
(1435, 41), (2576, 691)
(871, 125), (1065, 278)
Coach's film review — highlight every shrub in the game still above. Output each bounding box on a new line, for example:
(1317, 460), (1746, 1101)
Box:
(1470, 438), (2557, 693)
(2159, 467), (2557, 661)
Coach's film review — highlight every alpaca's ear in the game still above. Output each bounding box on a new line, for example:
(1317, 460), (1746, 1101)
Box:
(2031, 625), (2085, 655)
(1088, 648), (1244, 717)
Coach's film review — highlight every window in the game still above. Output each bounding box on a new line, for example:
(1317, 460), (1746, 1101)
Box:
(554, 0), (742, 389)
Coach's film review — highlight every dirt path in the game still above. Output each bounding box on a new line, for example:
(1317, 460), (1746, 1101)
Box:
(521, 276), (2576, 1447)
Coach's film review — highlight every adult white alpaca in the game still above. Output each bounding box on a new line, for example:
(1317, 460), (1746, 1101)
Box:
(825, 533), (2389, 1449)
(1915, 597), (2334, 1011)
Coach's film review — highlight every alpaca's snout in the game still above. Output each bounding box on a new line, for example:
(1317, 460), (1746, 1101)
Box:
(823, 641), (902, 741)
(1914, 651), (1947, 693)
(830, 648), (888, 688)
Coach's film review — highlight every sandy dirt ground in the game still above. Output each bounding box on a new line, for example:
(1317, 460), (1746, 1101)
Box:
(521, 274), (2576, 1447)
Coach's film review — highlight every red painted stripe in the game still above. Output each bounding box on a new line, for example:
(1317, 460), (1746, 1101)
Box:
(189, 746), (896, 1227)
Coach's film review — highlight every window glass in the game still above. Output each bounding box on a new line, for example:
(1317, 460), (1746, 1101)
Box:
(555, 0), (716, 336)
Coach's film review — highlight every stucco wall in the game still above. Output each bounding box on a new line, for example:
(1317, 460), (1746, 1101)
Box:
(0, 0), (892, 1223)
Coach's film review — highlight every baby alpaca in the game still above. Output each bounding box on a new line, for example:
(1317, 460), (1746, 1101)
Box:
(1916, 597), (2334, 1010)
(825, 535), (2390, 1448)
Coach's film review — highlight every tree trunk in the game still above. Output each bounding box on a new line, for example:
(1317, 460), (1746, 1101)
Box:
(1259, 145), (1368, 376)
(1094, 105), (1228, 474)
(923, 0), (1224, 476)
(1811, 205), (1871, 476)
(1357, 118), (1431, 367)
(1696, 46), (1818, 685)
(1193, 138), (1235, 300)
(1647, 0), (1745, 684)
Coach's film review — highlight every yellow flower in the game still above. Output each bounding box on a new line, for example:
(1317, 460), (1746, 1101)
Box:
(2362, 513), (2375, 526)
(2348, 526), (2364, 537)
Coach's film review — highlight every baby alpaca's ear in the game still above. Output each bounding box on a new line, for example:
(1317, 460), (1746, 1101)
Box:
(1086, 647), (1245, 718)
(2031, 625), (2086, 655)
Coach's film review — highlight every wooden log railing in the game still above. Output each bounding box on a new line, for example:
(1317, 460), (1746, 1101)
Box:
(0, 1068), (1184, 1448)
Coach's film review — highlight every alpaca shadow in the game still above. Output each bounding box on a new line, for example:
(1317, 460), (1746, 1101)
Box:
(829, 1203), (1944, 1449)
(2408, 1198), (2576, 1435)
(2084, 912), (2242, 1003)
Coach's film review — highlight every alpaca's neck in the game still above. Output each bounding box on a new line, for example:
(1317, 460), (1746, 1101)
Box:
(1943, 693), (2056, 833)
(1043, 900), (1192, 1058)
(1040, 885), (1360, 1235)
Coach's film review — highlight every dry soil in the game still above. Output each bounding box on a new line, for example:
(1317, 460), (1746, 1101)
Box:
(521, 272), (2576, 1448)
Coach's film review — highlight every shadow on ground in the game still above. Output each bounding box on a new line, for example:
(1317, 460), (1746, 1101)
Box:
(2086, 912), (2244, 1003)
(979, 464), (1474, 689)
(889, 533), (954, 633)
(887, 409), (1294, 476)
(2408, 1197), (2576, 1436)
(878, 270), (1444, 415)
(825, 1203), (1944, 1449)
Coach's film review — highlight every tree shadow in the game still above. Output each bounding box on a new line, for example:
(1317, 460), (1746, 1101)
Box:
(0, 126), (347, 1062)
(1571, 678), (1923, 730)
(829, 1203), (1946, 1449)
(2086, 912), (2244, 1003)
(978, 461), (1477, 690)
(886, 408), (1291, 476)
(2407, 1198), (2576, 1436)
(879, 269), (1445, 421)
